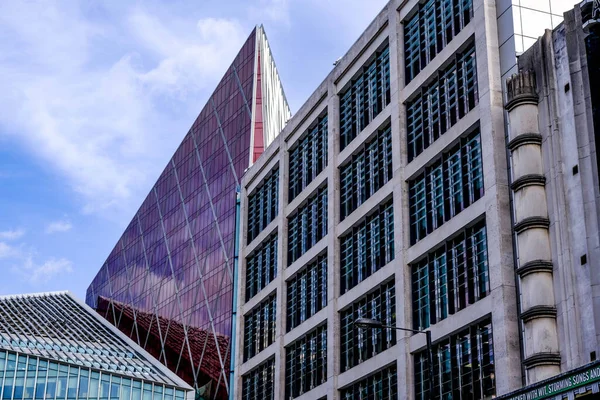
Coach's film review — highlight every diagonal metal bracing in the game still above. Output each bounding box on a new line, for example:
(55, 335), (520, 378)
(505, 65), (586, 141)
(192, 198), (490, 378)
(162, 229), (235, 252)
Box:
(232, 65), (253, 119)
(152, 185), (196, 385)
(210, 98), (240, 188)
(186, 133), (233, 390)
(171, 156), (228, 387)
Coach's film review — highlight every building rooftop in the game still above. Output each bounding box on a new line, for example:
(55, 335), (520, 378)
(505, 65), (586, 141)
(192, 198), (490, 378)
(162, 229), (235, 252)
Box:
(0, 291), (192, 390)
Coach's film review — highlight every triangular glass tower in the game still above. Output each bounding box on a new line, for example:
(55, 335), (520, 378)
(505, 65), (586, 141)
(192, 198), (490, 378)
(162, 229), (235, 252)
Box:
(86, 26), (290, 400)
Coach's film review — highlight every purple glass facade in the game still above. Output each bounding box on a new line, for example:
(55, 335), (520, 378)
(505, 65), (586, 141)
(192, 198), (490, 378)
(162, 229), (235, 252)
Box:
(86, 27), (289, 400)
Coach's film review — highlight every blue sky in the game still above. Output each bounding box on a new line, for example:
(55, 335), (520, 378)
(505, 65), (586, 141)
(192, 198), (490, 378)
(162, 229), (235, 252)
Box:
(0, 0), (388, 300)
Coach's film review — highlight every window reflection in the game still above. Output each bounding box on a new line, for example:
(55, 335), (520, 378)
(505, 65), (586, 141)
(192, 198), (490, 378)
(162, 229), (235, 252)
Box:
(340, 281), (396, 371)
(340, 200), (394, 294)
(340, 46), (391, 150)
(414, 320), (495, 400)
(287, 187), (328, 266)
(406, 43), (478, 161)
(242, 358), (275, 400)
(404, 0), (473, 83)
(285, 325), (327, 399)
(340, 124), (393, 220)
(409, 131), (483, 244)
(340, 365), (397, 400)
(289, 114), (328, 201)
(0, 350), (185, 400)
(287, 253), (328, 332)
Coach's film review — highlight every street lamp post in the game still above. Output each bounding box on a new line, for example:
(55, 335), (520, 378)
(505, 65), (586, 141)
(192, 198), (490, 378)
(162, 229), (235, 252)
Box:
(354, 317), (435, 399)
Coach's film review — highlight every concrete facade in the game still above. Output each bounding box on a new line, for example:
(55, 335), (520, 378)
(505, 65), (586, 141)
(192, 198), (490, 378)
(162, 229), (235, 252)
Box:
(235, 1), (599, 399)
(502, 2), (600, 395)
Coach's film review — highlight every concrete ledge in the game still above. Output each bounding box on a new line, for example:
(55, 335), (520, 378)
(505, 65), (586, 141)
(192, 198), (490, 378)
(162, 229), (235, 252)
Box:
(517, 260), (553, 277)
(284, 238), (328, 277)
(284, 98), (328, 147)
(245, 151), (281, 194)
(404, 107), (480, 180)
(511, 174), (546, 191)
(290, 383), (329, 400)
(400, 26), (475, 101)
(337, 261), (398, 310)
(406, 199), (486, 263)
(505, 94), (539, 112)
(336, 349), (397, 389)
(336, 107), (392, 167)
(409, 298), (493, 353)
(514, 216), (550, 234)
(241, 283), (277, 315)
(522, 352), (561, 368)
(335, 184), (394, 238)
(239, 345), (277, 376)
(244, 222), (278, 256)
(507, 133), (543, 151)
(283, 308), (328, 346)
(285, 171), (328, 217)
(520, 305), (557, 322)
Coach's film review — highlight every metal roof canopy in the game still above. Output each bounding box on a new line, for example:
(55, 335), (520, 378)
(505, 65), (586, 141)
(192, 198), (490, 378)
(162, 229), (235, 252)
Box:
(0, 291), (192, 392)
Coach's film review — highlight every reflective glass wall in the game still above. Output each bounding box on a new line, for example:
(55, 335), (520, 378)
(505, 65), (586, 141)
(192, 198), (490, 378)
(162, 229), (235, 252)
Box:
(497, 0), (581, 79)
(86, 29), (261, 399)
(0, 350), (188, 400)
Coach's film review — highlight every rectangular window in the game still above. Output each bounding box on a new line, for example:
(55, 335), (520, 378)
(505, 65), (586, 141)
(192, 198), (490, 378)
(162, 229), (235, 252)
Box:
(407, 43), (478, 161)
(287, 254), (328, 332)
(409, 130), (483, 244)
(287, 187), (328, 266)
(340, 281), (396, 372)
(414, 320), (495, 400)
(404, 0), (474, 83)
(245, 234), (278, 301)
(243, 293), (276, 362)
(412, 221), (489, 330)
(340, 200), (394, 294)
(285, 325), (327, 399)
(289, 114), (328, 201)
(242, 358), (275, 400)
(340, 365), (398, 400)
(340, 124), (393, 220)
(247, 168), (279, 243)
(340, 45), (391, 150)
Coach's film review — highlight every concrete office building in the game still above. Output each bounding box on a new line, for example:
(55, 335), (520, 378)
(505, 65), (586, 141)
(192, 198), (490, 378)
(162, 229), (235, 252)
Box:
(0, 292), (194, 399)
(497, 1), (600, 399)
(86, 26), (290, 400)
(234, 1), (598, 400)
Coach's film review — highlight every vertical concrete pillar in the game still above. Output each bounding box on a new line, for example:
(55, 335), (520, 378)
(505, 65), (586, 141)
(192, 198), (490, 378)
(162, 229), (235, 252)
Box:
(327, 88), (340, 400)
(476, 0), (523, 393)
(389, 7), (413, 400)
(275, 143), (288, 400)
(505, 70), (561, 383)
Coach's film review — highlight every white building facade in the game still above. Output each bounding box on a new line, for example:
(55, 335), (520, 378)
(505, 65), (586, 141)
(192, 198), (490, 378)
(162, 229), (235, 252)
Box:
(233, 0), (598, 399)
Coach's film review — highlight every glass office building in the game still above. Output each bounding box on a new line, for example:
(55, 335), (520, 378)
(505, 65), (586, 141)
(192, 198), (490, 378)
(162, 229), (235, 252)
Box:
(0, 292), (194, 400)
(85, 26), (290, 400)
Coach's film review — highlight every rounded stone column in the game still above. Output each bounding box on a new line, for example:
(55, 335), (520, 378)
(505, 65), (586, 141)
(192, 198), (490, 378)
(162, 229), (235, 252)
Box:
(506, 71), (560, 384)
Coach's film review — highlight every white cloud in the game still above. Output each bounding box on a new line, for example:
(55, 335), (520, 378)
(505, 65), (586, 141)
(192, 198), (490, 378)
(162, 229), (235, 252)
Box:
(0, 239), (72, 284)
(249, 0), (291, 27)
(45, 220), (73, 234)
(0, 242), (13, 258)
(6, 249), (74, 285)
(0, 229), (25, 240)
(0, 0), (387, 223)
(131, 13), (247, 96)
(0, 2), (248, 220)
(25, 257), (74, 284)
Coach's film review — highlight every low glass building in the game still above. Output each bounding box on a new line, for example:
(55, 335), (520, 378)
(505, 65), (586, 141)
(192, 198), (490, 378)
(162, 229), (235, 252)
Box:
(0, 292), (194, 400)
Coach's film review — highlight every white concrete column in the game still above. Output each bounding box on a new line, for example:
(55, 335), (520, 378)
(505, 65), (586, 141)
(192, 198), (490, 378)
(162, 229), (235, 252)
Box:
(506, 70), (560, 384)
